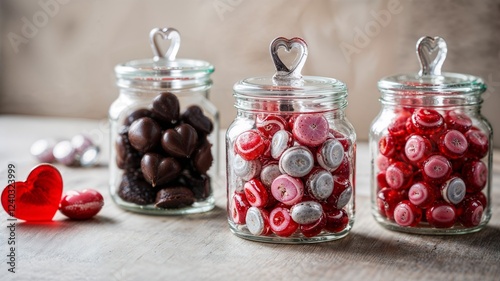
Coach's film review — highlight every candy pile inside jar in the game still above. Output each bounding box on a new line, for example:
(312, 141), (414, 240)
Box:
(115, 92), (214, 208)
(230, 112), (353, 238)
(376, 108), (489, 228)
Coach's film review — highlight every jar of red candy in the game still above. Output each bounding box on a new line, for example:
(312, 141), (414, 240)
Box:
(226, 37), (356, 243)
(109, 27), (218, 214)
(371, 36), (492, 234)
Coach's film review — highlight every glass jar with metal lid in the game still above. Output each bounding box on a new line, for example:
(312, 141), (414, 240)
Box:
(226, 37), (356, 243)
(371, 36), (492, 234)
(109, 27), (218, 215)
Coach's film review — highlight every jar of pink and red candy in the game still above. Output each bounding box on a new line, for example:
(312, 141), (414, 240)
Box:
(371, 36), (492, 234)
(226, 37), (356, 243)
(109, 27), (218, 215)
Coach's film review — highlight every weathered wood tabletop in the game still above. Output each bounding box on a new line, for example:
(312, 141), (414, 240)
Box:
(1, 116), (499, 281)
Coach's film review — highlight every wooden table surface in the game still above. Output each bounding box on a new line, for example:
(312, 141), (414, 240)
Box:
(1, 115), (499, 281)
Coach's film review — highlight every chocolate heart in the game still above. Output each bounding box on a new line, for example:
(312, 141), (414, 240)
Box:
(128, 117), (162, 153)
(124, 108), (153, 126)
(161, 124), (198, 158)
(141, 153), (181, 187)
(1, 164), (63, 221)
(115, 126), (142, 170)
(151, 92), (180, 124)
(182, 105), (213, 135)
(193, 140), (213, 174)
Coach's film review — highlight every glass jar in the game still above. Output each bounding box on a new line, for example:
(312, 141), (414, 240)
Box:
(109, 27), (219, 215)
(370, 36), (492, 234)
(226, 37), (356, 243)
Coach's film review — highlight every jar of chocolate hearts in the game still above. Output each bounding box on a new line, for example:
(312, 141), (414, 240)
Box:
(371, 36), (492, 234)
(109, 27), (218, 214)
(226, 37), (356, 243)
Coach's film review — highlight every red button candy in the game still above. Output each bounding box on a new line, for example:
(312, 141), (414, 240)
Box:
(234, 129), (269, 161)
(376, 108), (489, 229)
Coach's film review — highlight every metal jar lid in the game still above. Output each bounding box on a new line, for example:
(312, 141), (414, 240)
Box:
(115, 27), (214, 91)
(233, 37), (347, 112)
(378, 36), (486, 96)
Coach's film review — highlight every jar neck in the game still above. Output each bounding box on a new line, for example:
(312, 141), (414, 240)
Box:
(379, 90), (484, 107)
(118, 87), (209, 100)
(233, 92), (348, 114)
(236, 107), (346, 118)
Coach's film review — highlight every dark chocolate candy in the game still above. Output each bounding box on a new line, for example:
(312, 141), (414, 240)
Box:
(161, 123), (198, 158)
(151, 92), (180, 124)
(182, 170), (211, 200)
(193, 140), (213, 174)
(128, 117), (162, 153)
(124, 108), (153, 126)
(141, 153), (181, 187)
(115, 126), (142, 170)
(117, 174), (156, 205)
(155, 186), (195, 208)
(182, 105), (213, 135)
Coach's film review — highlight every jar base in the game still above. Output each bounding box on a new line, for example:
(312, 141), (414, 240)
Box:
(228, 220), (353, 244)
(371, 208), (491, 235)
(111, 195), (216, 215)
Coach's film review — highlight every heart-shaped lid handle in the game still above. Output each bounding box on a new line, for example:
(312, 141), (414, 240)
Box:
(377, 35), (485, 95)
(149, 27), (181, 61)
(270, 37), (308, 85)
(115, 27), (214, 90)
(416, 36), (447, 77)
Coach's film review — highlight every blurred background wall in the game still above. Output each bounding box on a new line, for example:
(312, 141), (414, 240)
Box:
(1, 0), (499, 146)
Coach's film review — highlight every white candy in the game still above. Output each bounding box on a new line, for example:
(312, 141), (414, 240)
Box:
(279, 146), (314, 177)
(291, 201), (323, 225)
(246, 207), (265, 235)
(307, 169), (334, 200)
(317, 139), (344, 172)
(441, 177), (466, 204)
(233, 154), (261, 181)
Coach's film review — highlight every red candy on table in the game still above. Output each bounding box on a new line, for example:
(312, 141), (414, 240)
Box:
(59, 189), (104, 220)
(1, 164), (63, 221)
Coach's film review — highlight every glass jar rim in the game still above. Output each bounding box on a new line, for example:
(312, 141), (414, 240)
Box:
(234, 75), (347, 96)
(115, 58), (214, 90)
(378, 72), (486, 94)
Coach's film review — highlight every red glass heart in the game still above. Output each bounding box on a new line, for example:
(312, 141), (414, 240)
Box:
(1, 164), (63, 221)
